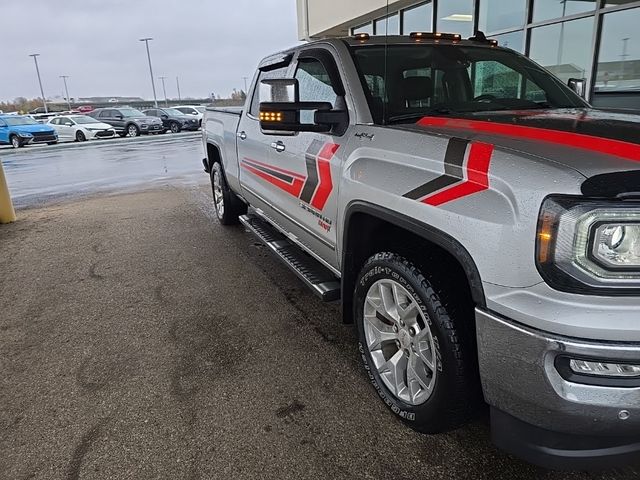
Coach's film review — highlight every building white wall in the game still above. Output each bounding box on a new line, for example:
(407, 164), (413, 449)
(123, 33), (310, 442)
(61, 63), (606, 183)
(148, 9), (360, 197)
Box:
(296, 0), (415, 40)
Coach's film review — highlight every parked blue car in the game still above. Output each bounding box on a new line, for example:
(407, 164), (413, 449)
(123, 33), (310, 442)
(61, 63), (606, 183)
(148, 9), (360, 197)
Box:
(0, 115), (58, 148)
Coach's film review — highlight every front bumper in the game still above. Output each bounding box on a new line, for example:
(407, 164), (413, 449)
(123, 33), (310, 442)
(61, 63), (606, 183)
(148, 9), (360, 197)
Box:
(477, 308), (640, 469)
(29, 133), (58, 144)
(181, 121), (200, 131)
(140, 124), (163, 133)
(88, 129), (116, 139)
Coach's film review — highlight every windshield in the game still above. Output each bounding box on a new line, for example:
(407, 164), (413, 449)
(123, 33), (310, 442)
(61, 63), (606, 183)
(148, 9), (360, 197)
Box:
(70, 115), (99, 124)
(3, 116), (39, 126)
(162, 108), (184, 116)
(194, 107), (205, 113)
(351, 44), (588, 125)
(119, 108), (145, 118)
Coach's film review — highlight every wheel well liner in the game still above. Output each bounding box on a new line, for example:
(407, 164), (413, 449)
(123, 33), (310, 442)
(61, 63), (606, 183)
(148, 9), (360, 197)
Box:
(341, 201), (485, 322)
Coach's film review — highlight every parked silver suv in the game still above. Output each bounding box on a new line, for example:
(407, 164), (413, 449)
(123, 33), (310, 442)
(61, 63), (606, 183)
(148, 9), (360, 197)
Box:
(89, 107), (163, 137)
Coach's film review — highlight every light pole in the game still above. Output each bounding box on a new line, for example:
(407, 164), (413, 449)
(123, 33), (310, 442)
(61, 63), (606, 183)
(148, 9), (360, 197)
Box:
(158, 76), (168, 106)
(60, 75), (71, 111)
(29, 54), (48, 113)
(242, 76), (248, 93)
(176, 76), (181, 101)
(621, 37), (630, 81)
(139, 38), (158, 108)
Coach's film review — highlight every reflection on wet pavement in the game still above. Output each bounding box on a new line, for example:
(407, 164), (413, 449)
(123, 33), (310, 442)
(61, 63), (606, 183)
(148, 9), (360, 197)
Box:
(1, 133), (204, 207)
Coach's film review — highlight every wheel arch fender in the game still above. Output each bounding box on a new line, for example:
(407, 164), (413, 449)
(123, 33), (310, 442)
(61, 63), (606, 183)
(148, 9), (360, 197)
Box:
(341, 201), (486, 323)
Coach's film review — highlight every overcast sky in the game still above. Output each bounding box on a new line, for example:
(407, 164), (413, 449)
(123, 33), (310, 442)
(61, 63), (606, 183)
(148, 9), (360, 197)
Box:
(0, 0), (299, 102)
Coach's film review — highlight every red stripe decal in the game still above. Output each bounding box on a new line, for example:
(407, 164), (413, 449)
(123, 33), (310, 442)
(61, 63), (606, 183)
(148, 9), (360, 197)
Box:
(417, 116), (640, 162)
(422, 142), (493, 206)
(241, 162), (304, 196)
(310, 143), (339, 210)
(243, 157), (306, 180)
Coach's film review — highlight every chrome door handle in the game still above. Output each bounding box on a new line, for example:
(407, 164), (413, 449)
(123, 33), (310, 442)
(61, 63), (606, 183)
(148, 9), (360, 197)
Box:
(271, 141), (286, 152)
(238, 131), (247, 140)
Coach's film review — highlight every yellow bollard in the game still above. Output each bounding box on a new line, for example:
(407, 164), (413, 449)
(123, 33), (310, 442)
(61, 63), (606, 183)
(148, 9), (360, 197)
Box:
(0, 158), (16, 224)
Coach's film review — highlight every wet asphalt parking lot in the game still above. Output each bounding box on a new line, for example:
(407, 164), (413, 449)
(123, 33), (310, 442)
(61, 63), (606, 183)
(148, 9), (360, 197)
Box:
(1, 135), (638, 479)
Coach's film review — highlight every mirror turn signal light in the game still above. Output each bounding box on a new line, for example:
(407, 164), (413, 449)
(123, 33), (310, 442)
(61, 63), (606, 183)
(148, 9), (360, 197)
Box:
(259, 111), (283, 122)
(354, 33), (370, 41)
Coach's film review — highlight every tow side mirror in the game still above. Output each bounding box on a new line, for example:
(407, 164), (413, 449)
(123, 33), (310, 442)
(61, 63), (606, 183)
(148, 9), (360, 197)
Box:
(258, 78), (348, 135)
(568, 78), (586, 98)
(161, 114), (168, 119)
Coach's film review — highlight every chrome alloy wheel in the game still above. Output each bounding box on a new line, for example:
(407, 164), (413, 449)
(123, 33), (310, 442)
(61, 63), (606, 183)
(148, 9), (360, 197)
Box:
(212, 169), (225, 218)
(363, 279), (437, 405)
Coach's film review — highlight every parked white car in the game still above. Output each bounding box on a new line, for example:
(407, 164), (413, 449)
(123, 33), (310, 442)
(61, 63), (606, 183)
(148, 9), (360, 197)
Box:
(173, 105), (206, 126)
(48, 115), (116, 142)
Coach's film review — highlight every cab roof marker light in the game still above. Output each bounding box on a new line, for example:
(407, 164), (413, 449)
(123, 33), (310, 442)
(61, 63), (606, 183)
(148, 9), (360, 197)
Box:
(409, 32), (461, 41)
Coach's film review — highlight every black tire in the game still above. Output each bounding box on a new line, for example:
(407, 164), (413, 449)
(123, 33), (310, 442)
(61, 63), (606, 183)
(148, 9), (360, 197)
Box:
(354, 252), (481, 434)
(126, 124), (140, 137)
(211, 162), (246, 225)
(47, 141), (58, 146)
(9, 135), (21, 149)
(118, 131), (128, 138)
(170, 122), (181, 134)
(75, 131), (86, 142)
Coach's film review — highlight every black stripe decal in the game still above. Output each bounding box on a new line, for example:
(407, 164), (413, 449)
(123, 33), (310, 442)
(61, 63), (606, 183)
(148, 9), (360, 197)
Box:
(404, 137), (468, 200)
(243, 160), (295, 184)
(300, 139), (324, 203)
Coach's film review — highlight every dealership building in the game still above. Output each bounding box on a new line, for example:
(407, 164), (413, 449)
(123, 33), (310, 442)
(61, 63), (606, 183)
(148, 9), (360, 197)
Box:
(296, 0), (640, 109)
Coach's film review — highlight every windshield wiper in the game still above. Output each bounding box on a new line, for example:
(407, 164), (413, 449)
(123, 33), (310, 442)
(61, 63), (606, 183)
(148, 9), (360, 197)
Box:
(387, 108), (452, 124)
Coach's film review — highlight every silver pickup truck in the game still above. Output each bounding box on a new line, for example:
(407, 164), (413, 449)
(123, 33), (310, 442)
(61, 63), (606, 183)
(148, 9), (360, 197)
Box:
(202, 32), (640, 470)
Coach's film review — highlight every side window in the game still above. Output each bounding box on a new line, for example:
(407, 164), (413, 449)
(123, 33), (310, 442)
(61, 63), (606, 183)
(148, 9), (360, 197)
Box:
(99, 110), (109, 118)
(147, 109), (156, 116)
(294, 58), (337, 106)
(51, 118), (60, 125)
(470, 60), (546, 102)
(249, 66), (289, 117)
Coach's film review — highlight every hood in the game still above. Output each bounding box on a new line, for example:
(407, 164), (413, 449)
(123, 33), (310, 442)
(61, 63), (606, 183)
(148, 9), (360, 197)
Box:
(11, 124), (56, 134)
(402, 108), (640, 182)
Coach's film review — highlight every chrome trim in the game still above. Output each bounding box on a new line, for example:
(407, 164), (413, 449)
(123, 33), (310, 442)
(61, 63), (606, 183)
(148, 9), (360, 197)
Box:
(476, 308), (640, 436)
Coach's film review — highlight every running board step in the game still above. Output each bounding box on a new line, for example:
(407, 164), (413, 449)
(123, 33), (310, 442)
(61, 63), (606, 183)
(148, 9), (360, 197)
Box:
(239, 214), (340, 302)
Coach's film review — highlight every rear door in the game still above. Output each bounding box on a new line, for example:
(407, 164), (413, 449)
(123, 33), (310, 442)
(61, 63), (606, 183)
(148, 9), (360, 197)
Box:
(0, 119), (8, 143)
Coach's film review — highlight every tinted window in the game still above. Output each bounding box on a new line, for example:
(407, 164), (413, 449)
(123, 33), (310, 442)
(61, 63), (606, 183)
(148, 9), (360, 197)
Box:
(249, 66), (289, 117)
(479, 0), (526, 33)
(351, 44), (587, 125)
(529, 17), (595, 85)
(374, 13), (399, 36)
(492, 30), (525, 53)
(50, 118), (60, 125)
(352, 23), (373, 35)
(402, 2), (433, 34)
(595, 7), (640, 92)
(437, 0), (474, 37)
(533, 0), (596, 22)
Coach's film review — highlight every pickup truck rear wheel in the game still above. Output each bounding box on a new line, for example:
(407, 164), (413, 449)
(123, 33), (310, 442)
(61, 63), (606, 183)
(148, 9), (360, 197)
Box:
(354, 252), (480, 433)
(211, 162), (245, 225)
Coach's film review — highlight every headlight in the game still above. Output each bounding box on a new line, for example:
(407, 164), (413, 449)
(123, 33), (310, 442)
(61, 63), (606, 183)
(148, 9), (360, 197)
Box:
(18, 132), (33, 138)
(536, 196), (640, 294)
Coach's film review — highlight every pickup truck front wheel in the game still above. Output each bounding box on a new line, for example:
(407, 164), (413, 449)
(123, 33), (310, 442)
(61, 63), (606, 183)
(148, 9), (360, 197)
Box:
(211, 162), (245, 225)
(354, 252), (479, 433)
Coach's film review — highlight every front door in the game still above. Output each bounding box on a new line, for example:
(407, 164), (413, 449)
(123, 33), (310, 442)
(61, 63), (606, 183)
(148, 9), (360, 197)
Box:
(255, 50), (348, 269)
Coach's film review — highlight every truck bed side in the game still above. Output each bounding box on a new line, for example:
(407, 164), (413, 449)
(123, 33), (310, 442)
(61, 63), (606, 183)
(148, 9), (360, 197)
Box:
(203, 107), (243, 193)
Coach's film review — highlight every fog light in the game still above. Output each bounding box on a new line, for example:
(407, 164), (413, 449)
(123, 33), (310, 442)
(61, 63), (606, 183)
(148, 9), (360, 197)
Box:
(569, 359), (640, 377)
